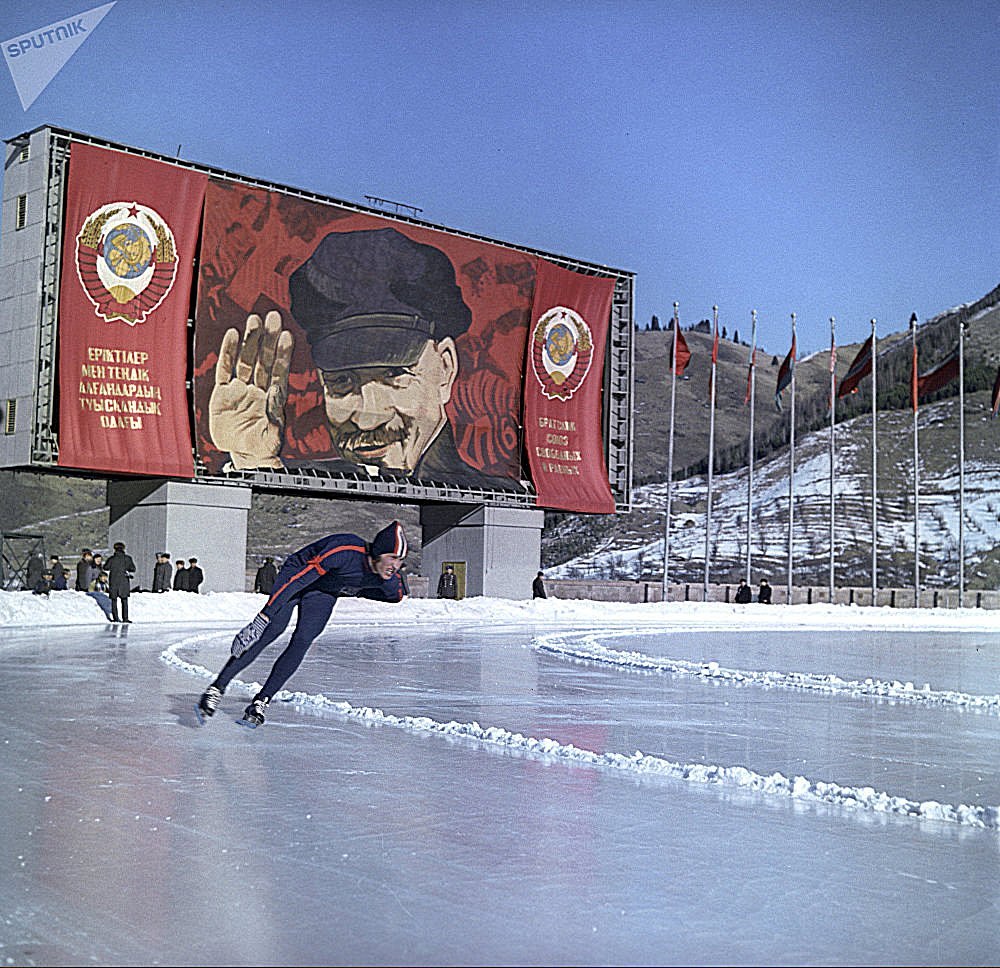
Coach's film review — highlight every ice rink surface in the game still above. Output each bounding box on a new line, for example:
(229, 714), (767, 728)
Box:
(1, 604), (998, 966)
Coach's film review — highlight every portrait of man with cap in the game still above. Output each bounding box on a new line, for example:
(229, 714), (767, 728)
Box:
(208, 226), (513, 487)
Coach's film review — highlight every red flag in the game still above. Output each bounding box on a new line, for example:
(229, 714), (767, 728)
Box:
(917, 349), (959, 400)
(673, 326), (691, 376)
(744, 348), (756, 405)
(774, 333), (796, 410)
(57, 142), (204, 477)
(991, 365), (1000, 418)
(837, 335), (873, 398)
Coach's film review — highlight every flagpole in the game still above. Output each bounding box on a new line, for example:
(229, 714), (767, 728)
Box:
(829, 317), (836, 601)
(911, 312), (920, 606)
(870, 318), (878, 605)
(959, 318), (965, 607)
(704, 305), (719, 601)
(746, 310), (757, 585)
(786, 313), (796, 603)
(662, 302), (679, 600)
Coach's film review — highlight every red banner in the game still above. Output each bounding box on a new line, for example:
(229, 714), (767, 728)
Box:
(523, 260), (615, 513)
(57, 143), (204, 476)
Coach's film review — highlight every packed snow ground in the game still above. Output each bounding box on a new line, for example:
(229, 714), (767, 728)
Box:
(2, 589), (999, 965)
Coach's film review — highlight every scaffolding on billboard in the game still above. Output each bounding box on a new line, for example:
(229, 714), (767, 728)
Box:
(8, 125), (635, 513)
(1, 532), (45, 590)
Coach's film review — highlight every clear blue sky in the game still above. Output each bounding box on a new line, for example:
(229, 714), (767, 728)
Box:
(2, 0), (997, 355)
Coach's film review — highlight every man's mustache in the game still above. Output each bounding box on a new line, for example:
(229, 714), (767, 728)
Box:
(332, 419), (411, 456)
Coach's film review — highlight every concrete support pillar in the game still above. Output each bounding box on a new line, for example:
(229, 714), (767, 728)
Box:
(420, 504), (545, 600)
(107, 480), (251, 593)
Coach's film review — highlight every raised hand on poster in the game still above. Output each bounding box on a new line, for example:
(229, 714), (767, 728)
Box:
(209, 311), (294, 469)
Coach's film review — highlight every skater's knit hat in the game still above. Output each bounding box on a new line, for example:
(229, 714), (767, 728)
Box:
(371, 521), (407, 559)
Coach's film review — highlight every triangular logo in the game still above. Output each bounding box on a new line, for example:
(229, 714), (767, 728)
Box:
(3, 2), (117, 111)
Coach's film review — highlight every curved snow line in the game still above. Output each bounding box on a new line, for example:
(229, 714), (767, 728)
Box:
(160, 636), (998, 831)
(533, 628), (1000, 713)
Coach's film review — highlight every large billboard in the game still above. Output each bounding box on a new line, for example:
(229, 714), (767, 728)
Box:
(192, 180), (616, 512)
(27, 132), (631, 513)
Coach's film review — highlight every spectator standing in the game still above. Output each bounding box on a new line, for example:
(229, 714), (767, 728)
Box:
(254, 557), (277, 595)
(173, 560), (189, 591)
(106, 541), (137, 623)
(734, 579), (752, 604)
(187, 558), (204, 593)
(75, 550), (94, 591)
(532, 571), (547, 599)
(758, 579), (773, 604)
(436, 565), (458, 600)
(25, 553), (44, 591)
(152, 553), (173, 592)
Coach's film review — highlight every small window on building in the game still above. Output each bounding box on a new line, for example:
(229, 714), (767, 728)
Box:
(18, 143), (29, 163)
(15, 194), (27, 230)
(4, 399), (16, 435)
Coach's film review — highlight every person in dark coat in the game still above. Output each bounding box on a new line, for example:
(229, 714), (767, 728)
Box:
(757, 579), (772, 604)
(254, 557), (277, 595)
(734, 579), (752, 604)
(152, 553), (173, 592)
(33, 570), (55, 596)
(25, 553), (44, 592)
(532, 571), (547, 599)
(186, 558), (204, 593)
(197, 521), (408, 728)
(173, 560), (189, 591)
(105, 542), (136, 623)
(75, 549), (94, 591)
(49, 556), (67, 591)
(437, 565), (458, 599)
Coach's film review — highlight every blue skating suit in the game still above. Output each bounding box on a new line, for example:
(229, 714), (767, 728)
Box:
(217, 534), (403, 700)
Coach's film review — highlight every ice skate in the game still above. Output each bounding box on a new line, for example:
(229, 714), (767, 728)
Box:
(231, 612), (270, 658)
(240, 695), (269, 728)
(195, 685), (223, 724)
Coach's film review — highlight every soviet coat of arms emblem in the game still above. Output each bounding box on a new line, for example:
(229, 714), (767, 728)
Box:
(530, 305), (594, 401)
(75, 202), (178, 325)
